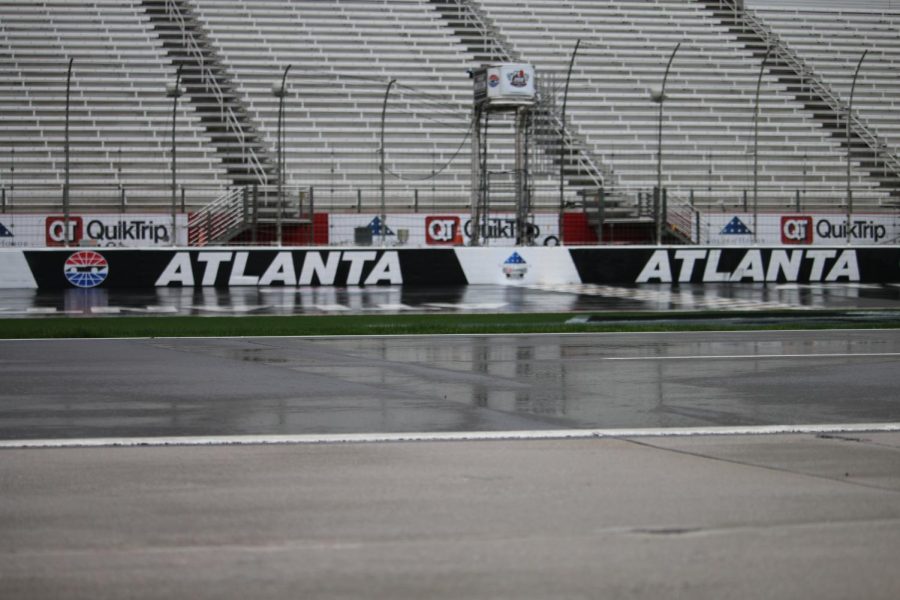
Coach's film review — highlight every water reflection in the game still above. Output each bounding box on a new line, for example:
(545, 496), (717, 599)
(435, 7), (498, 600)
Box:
(3, 283), (900, 317)
(3, 331), (899, 439)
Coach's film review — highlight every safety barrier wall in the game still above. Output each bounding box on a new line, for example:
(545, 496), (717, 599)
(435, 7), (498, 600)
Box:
(3, 246), (899, 289)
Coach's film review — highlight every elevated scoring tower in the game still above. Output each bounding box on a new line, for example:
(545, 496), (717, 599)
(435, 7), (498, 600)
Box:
(470, 64), (537, 246)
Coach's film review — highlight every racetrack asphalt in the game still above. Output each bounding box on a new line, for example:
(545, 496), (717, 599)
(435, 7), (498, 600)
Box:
(2, 329), (899, 599)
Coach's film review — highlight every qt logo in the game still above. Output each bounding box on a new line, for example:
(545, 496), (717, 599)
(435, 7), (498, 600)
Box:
(781, 216), (813, 244)
(425, 216), (461, 245)
(46, 216), (84, 246)
(64, 251), (109, 288)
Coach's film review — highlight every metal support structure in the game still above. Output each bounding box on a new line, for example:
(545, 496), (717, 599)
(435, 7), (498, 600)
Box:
(515, 106), (531, 245)
(379, 79), (396, 246)
(167, 64), (183, 247)
(847, 49), (868, 234)
(64, 57), (73, 247)
(753, 46), (772, 245)
(559, 38), (581, 245)
(469, 106), (483, 246)
(273, 64), (291, 246)
(651, 43), (681, 246)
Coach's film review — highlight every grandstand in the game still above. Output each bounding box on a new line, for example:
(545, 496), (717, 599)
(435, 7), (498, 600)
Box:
(2, 0), (899, 237)
(477, 0), (897, 210)
(0, 0), (230, 210)
(756, 6), (900, 153)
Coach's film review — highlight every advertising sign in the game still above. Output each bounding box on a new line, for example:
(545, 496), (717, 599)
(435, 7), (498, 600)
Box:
(6, 245), (900, 289)
(0, 213), (187, 247)
(328, 213), (559, 247)
(705, 213), (899, 245)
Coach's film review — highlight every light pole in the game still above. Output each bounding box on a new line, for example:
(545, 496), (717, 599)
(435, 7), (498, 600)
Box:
(64, 57), (73, 247)
(650, 42), (680, 245)
(847, 49), (868, 236)
(167, 64), (183, 247)
(560, 38), (581, 245)
(272, 64), (291, 246)
(379, 78), (396, 246)
(752, 46), (772, 244)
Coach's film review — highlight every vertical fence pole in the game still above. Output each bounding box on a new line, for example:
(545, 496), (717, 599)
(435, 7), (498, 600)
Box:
(379, 79), (396, 246)
(64, 57), (73, 247)
(251, 185), (258, 245)
(753, 47), (772, 246)
(168, 64), (183, 248)
(560, 39), (581, 247)
(653, 42), (681, 246)
(274, 64), (292, 247)
(847, 49), (868, 245)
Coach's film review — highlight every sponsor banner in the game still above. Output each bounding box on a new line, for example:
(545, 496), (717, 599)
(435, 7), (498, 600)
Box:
(0, 214), (187, 248)
(569, 247), (900, 284)
(21, 248), (466, 289)
(9, 246), (900, 289)
(705, 213), (900, 245)
(454, 247), (580, 285)
(329, 213), (560, 247)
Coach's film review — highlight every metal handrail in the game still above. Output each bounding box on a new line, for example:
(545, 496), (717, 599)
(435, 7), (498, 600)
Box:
(187, 186), (245, 246)
(164, 0), (267, 186)
(446, 0), (517, 62)
(715, 0), (900, 178)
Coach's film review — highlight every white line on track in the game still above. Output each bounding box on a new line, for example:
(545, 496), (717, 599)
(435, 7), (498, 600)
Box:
(604, 352), (900, 361)
(3, 423), (899, 449)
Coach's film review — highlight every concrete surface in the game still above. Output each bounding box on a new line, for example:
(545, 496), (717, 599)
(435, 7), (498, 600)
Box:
(1, 434), (899, 599)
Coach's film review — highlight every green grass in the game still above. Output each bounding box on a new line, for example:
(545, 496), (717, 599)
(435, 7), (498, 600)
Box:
(2, 310), (900, 339)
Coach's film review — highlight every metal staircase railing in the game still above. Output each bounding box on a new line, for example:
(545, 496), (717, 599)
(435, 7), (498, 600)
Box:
(187, 186), (247, 246)
(440, 0), (518, 62)
(164, 0), (268, 186)
(711, 0), (900, 180)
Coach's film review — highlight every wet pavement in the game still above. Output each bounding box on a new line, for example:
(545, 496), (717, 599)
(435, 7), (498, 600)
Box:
(3, 282), (900, 317)
(2, 329), (899, 441)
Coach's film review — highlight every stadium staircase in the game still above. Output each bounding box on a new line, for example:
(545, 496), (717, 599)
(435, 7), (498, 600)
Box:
(699, 0), (900, 200)
(142, 0), (308, 244)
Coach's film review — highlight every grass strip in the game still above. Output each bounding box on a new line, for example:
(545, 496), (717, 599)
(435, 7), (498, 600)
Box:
(1, 310), (900, 339)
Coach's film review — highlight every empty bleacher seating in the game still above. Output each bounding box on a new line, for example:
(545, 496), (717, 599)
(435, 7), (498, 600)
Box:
(0, 0), (229, 210)
(476, 0), (895, 209)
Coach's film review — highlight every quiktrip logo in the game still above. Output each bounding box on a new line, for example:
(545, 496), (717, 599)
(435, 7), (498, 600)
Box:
(425, 216), (461, 245)
(782, 216), (814, 244)
(64, 251), (109, 288)
(46, 216), (84, 246)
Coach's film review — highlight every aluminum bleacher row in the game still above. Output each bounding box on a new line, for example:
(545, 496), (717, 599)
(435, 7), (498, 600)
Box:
(757, 6), (900, 154)
(0, 0), (229, 210)
(1, 0), (898, 215)
(476, 0), (894, 209)
(190, 0), (493, 210)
